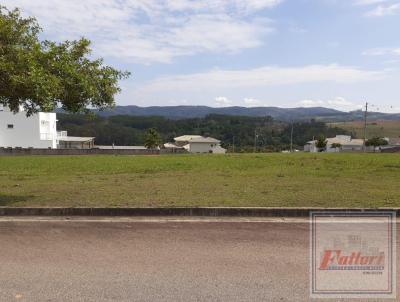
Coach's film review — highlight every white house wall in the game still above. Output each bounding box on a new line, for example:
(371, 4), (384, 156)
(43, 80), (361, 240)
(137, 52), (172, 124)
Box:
(188, 142), (226, 154)
(189, 142), (215, 153)
(0, 110), (57, 148)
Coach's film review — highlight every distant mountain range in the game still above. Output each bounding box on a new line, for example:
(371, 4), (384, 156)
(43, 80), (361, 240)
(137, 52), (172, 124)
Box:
(93, 105), (400, 122)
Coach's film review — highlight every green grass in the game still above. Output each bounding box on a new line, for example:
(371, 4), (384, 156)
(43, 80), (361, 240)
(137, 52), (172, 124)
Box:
(0, 153), (399, 208)
(330, 120), (400, 139)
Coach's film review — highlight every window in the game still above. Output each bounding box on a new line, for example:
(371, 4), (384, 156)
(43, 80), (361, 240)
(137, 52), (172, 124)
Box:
(7, 124), (13, 129)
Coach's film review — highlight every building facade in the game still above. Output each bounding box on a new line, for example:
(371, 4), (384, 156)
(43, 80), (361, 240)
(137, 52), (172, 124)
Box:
(0, 106), (94, 149)
(164, 135), (227, 154)
(0, 105), (58, 149)
(304, 135), (365, 152)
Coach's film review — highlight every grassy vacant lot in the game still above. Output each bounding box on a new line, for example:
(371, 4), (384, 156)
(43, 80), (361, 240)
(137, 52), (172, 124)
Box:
(0, 153), (399, 208)
(330, 120), (400, 138)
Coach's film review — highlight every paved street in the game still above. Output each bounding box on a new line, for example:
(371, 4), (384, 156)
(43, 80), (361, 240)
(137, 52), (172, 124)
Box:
(0, 217), (397, 301)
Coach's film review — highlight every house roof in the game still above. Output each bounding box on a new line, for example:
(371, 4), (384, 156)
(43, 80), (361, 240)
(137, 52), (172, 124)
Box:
(327, 137), (364, 146)
(96, 145), (147, 150)
(189, 137), (220, 143)
(345, 139), (364, 146)
(388, 137), (400, 145)
(174, 135), (221, 144)
(306, 136), (364, 146)
(174, 135), (203, 142)
(58, 136), (95, 142)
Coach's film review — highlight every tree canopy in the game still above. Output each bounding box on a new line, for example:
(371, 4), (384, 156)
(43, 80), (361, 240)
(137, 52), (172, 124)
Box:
(316, 135), (328, 150)
(144, 128), (162, 149)
(331, 143), (342, 149)
(366, 137), (388, 147)
(0, 7), (130, 115)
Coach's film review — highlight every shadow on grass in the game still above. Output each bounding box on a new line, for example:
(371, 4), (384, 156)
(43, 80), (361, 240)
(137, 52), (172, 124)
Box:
(0, 194), (34, 206)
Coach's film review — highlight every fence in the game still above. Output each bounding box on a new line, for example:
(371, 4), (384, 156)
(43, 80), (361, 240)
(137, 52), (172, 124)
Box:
(0, 148), (186, 156)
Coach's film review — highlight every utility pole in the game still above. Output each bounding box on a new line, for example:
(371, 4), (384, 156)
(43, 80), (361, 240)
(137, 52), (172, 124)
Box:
(232, 136), (235, 153)
(290, 122), (294, 153)
(363, 102), (368, 152)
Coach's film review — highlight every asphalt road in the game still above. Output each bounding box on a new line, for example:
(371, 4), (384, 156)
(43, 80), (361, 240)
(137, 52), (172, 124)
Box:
(0, 217), (396, 302)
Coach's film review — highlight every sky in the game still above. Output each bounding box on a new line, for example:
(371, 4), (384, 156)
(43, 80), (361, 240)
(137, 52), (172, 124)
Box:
(4, 0), (400, 112)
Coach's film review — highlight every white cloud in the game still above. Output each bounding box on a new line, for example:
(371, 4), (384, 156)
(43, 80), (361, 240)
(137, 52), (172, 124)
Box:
(163, 0), (283, 13)
(365, 3), (400, 16)
(244, 98), (263, 106)
(327, 97), (356, 107)
(363, 47), (400, 56)
(4, 0), (281, 64)
(299, 99), (324, 107)
(127, 65), (385, 109)
(215, 96), (233, 107)
(234, 0), (283, 13)
(299, 97), (362, 111)
(134, 64), (384, 95)
(354, 0), (391, 5)
(383, 59), (400, 65)
(289, 26), (308, 34)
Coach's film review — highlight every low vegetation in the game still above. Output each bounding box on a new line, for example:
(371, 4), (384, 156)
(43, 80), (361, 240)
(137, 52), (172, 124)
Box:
(0, 153), (399, 208)
(330, 120), (400, 139)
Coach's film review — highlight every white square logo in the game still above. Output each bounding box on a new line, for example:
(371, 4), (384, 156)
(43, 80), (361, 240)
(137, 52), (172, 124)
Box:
(310, 211), (396, 299)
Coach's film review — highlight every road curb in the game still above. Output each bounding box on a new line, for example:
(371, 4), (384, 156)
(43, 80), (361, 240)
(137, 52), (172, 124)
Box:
(0, 207), (398, 217)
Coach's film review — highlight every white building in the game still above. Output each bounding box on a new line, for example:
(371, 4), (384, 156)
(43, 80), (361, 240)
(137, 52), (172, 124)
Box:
(57, 131), (95, 149)
(164, 135), (227, 154)
(388, 137), (400, 146)
(0, 105), (58, 148)
(304, 135), (364, 152)
(0, 105), (94, 149)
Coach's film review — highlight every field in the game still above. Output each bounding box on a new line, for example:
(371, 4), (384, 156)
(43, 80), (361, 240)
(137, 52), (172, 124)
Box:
(330, 120), (400, 138)
(0, 153), (399, 208)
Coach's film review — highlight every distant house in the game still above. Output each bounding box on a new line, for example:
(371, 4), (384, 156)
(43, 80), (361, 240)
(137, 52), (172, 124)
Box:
(0, 105), (94, 149)
(381, 146), (400, 153)
(164, 135), (226, 154)
(57, 131), (95, 149)
(304, 135), (364, 152)
(380, 137), (400, 153)
(174, 135), (203, 146)
(388, 137), (400, 146)
(163, 142), (184, 152)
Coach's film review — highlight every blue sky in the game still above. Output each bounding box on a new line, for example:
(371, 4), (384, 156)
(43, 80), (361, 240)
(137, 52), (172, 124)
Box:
(5, 0), (400, 112)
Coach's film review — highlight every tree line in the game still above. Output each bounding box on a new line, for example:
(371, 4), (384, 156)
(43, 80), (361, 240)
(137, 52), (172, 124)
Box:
(57, 114), (350, 151)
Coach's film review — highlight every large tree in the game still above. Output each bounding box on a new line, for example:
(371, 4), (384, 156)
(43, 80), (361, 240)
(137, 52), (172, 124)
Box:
(0, 7), (130, 116)
(366, 137), (388, 151)
(316, 135), (327, 151)
(144, 128), (162, 149)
